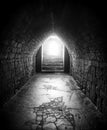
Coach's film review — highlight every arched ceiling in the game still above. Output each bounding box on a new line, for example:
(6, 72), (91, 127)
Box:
(0, 0), (107, 61)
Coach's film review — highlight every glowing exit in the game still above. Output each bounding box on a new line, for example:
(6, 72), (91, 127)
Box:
(43, 36), (63, 57)
(42, 34), (64, 72)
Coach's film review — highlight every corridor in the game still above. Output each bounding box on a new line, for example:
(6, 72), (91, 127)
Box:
(0, 1), (107, 130)
(1, 74), (103, 130)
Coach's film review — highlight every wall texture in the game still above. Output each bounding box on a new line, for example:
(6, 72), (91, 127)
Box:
(0, 1), (107, 118)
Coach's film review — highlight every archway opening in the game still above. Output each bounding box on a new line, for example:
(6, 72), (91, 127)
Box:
(42, 35), (64, 72)
(35, 34), (70, 73)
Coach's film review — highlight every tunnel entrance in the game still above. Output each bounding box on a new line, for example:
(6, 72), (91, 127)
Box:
(36, 35), (70, 73)
(41, 35), (64, 72)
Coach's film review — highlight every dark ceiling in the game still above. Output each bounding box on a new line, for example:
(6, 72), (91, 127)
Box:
(0, 0), (106, 30)
(0, 0), (107, 52)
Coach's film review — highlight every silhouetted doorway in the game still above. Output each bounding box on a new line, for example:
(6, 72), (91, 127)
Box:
(36, 47), (41, 73)
(36, 35), (70, 73)
(36, 45), (70, 73)
(64, 47), (70, 73)
(41, 36), (64, 72)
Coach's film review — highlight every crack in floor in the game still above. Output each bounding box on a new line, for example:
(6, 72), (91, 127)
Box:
(25, 97), (75, 130)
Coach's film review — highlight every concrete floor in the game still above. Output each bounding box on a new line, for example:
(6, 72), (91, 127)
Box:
(0, 74), (103, 130)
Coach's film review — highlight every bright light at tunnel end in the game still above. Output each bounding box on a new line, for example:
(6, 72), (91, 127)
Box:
(43, 34), (64, 57)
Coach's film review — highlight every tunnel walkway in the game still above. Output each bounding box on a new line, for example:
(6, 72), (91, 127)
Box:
(1, 74), (103, 130)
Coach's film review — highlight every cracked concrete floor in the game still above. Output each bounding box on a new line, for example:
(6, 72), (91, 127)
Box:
(0, 74), (103, 130)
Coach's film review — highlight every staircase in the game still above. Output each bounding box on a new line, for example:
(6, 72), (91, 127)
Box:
(42, 58), (64, 72)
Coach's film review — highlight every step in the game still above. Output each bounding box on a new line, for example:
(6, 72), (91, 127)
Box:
(42, 66), (64, 70)
(42, 67), (64, 70)
(42, 69), (64, 72)
(42, 67), (64, 71)
(42, 65), (63, 68)
(43, 62), (63, 65)
(43, 64), (63, 67)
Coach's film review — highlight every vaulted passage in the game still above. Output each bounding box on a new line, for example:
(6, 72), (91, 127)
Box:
(0, 1), (107, 130)
(35, 34), (70, 73)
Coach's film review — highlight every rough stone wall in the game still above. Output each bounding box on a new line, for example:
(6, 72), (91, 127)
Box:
(0, 1), (107, 116)
(0, 6), (50, 107)
(63, 5), (107, 114)
(0, 40), (33, 106)
(71, 44), (107, 114)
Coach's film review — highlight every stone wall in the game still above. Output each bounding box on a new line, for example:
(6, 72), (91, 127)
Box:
(0, 39), (33, 107)
(0, 6), (50, 107)
(72, 55), (107, 114)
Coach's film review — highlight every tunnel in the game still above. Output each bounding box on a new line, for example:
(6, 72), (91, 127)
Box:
(35, 34), (70, 73)
(0, 0), (107, 130)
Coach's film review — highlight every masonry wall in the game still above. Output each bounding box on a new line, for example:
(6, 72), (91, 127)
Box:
(0, 40), (33, 106)
(0, 2), (107, 117)
(70, 41), (107, 115)
(0, 7), (50, 107)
